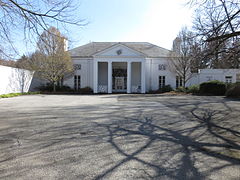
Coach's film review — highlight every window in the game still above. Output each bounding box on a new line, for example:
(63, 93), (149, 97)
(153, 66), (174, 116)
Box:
(176, 76), (183, 88)
(74, 64), (81, 70)
(225, 76), (232, 83)
(159, 64), (166, 71)
(159, 76), (165, 88)
(74, 75), (81, 90)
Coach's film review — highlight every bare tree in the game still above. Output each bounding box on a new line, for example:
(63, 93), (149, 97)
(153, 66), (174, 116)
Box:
(0, 0), (84, 57)
(189, 0), (240, 42)
(169, 28), (194, 88)
(185, 41), (206, 72)
(189, 0), (240, 68)
(0, 59), (16, 67)
(24, 27), (73, 92)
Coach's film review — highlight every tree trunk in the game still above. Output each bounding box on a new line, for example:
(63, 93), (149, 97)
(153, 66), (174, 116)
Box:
(183, 79), (186, 88)
(53, 83), (56, 92)
(183, 72), (186, 88)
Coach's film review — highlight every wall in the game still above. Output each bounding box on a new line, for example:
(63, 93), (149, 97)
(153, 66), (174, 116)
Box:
(131, 62), (141, 86)
(0, 65), (34, 95)
(64, 58), (94, 89)
(98, 62), (108, 86)
(146, 58), (176, 91)
(189, 69), (240, 85)
(69, 57), (176, 92)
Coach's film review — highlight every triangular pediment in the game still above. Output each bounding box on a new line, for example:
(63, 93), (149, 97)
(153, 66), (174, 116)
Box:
(93, 43), (146, 57)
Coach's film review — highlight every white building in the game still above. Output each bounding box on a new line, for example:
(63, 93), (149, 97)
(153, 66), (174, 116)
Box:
(65, 42), (177, 93)
(189, 69), (240, 86)
(63, 42), (240, 93)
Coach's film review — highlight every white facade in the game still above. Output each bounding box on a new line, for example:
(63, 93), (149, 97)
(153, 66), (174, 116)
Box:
(145, 58), (176, 91)
(65, 42), (240, 94)
(65, 43), (176, 93)
(189, 69), (240, 85)
(0, 65), (34, 95)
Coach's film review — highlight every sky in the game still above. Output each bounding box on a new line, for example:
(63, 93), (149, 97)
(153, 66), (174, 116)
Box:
(14, 0), (194, 57)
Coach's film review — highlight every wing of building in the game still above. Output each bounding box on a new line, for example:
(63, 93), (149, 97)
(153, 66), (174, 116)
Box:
(63, 42), (240, 94)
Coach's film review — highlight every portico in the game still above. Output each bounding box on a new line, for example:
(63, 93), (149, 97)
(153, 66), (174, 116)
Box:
(93, 59), (146, 94)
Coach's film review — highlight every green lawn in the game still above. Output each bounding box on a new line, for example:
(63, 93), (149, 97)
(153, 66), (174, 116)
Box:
(0, 92), (40, 98)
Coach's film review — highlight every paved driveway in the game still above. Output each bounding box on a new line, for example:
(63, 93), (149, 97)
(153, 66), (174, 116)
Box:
(0, 94), (239, 180)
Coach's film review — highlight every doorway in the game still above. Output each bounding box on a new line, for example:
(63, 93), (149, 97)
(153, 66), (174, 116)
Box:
(112, 62), (127, 92)
(115, 77), (125, 90)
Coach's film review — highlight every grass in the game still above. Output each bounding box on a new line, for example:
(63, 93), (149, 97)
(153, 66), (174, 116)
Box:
(0, 92), (40, 98)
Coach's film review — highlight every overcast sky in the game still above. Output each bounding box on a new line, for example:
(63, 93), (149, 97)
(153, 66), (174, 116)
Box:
(15, 0), (194, 57)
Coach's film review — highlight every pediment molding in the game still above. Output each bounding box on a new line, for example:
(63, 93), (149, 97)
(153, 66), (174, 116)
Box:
(93, 43), (146, 57)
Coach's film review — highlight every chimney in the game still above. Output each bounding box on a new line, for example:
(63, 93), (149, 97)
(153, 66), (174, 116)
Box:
(64, 38), (68, 51)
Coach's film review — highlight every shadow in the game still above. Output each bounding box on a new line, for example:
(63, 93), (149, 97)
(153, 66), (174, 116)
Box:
(0, 95), (239, 179)
(191, 108), (240, 150)
(93, 115), (240, 180)
(6, 67), (33, 93)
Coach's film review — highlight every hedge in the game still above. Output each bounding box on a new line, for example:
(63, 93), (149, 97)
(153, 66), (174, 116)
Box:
(199, 80), (226, 96)
(148, 85), (173, 94)
(186, 85), (200, 94)
(226, 83), (240, 98)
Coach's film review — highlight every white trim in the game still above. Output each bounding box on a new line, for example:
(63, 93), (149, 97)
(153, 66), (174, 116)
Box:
(127, 61), (132, 93)
(141, 60), (146, 93)
(93, 60), (98, 93)
(93, 43), (146, 57)
(96, 58), (145, 63)
(94, 56), (145, 58)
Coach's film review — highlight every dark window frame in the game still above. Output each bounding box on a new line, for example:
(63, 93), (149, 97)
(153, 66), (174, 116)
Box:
(159, 76), (166, 89)
(74, 75), (81, 90)
(158, 64), (166, 71)
(225, 76), (232, 83)
(74, 64), (81, 70)
(176, 76), (183, 88)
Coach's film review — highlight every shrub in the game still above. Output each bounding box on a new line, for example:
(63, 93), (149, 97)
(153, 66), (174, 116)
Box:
(175, 86), (187, 93)
(226, 83), (235, 91)
(160, 85), (173, 93)
(226, 83), (240, 98)
(199, 80), (226, 96)
(59, 85), (73, 92)
(187, 85), (200, 94)
(78, 87), (93, 94)
(38, 85), (73, 92)
(148, 85), (173, 94)
(37, 85), (51, 91)
(148, 90), (159, 94)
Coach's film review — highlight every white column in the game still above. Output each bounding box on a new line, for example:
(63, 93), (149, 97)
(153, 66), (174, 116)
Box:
(93, 60), (98, 93)
(108, 61), (112, 93)
(127, 61), (132, 93)
(141, 60), (146, 93)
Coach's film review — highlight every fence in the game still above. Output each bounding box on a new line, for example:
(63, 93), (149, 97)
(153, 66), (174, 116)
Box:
(0, 65), (34, 95)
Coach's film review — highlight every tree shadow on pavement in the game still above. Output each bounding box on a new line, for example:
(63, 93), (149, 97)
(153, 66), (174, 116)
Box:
(0, 95), (239, 179)
(94, 114), (240, 180)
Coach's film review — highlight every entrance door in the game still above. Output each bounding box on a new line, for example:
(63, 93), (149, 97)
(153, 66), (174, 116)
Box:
(115, 77), (125, 90)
